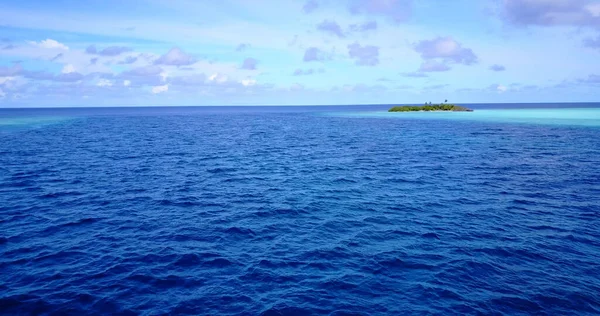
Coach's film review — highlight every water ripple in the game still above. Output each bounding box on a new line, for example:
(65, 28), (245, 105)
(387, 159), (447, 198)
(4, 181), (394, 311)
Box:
(1, 110), (600, 315)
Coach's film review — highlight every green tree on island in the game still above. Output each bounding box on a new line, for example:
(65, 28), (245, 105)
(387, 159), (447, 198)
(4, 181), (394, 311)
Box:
(388, 103), (472, 112)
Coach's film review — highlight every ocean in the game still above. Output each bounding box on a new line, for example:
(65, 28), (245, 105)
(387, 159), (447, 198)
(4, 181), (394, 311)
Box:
(1, 103), (599, 315)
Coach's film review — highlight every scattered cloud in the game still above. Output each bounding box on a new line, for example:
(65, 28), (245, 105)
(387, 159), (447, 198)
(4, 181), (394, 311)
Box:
(121, 65), (165, 85)
(240, 57), (258, 70)
(578, 74), (600, 83)
(50, 53), (63, 62)
(293, 68), (324, 76)
(0, 77), (15, 85)
(317, 20), (345, 38)
(501, 0), (600, 29)
(86, 45), (132, 56)
(347, 42), (379, 66)
(424, 84), (449, 90)
(23, 70), (84, 82)
(97, 79), (113, 87)
(303, 47), (330, 62)
(294, 68), (313, 76)
(349, 20), (378, 32)
(490, 84), (508, 93)
(154, 47), (196, 66)
(241, 78), (257, 86)
(99, 46), (132, 56)
(86, 45), (97, 54)
(341, 83), (387, 93)
(584, 35), (600, 48)
(118, 56), (138, 64)
(1, 2), (593, 106)
(490, 64), (506, 71)
(28, 39), (69, 50)
(170, 74), (208, 86)
(0, 64), (23, 77)
(303, 0), (319, 14)
(151, 84), (169, 94)
(507, 83), (539, 91)
(2, 44), (16, 50)
(317, 20), (377, 38)
(62, 64), (76, 74)
(401, 71), (428, 78)
(419, 60), (451, 72)
(236, 43), (251, 52)
(348, 0), (412, 23)
(209, 73), (228, 84)
(415, 37), (478, 65)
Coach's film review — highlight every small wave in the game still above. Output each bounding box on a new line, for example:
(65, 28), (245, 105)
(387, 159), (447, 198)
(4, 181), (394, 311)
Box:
(61, 217), (102, 227)
(40, 191), (84, 199)
(260, 306), (313, 316)
(377, 258), (438, 271)
(333, 177), (357, 183)
(421, 232), (440, 239)
(527, 225), (568, 232)
(224, 227), (256, 237)
(158, 199), (201, 207)
(252, 208), (307, 218)
(490, 296), (542, 313)
(207, 167), (237, 174)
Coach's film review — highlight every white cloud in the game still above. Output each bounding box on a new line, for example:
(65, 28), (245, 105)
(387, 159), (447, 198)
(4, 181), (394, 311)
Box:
(28, 39), (69, 50)
(152, 84), (169, 94)
(586, 3), (600, 17)
(154, 47), (196, 66)
(415, 37), (478, 65)
(209, 73), (228, 83)
(160, 71), (168, 82)
(0, 77), (15, 85)
(290, 83), (304, 91)
(497, 84), (508, 93)
(97, 79), (113, 87)
(123, 80), (131, 86)
(62, 64), (76, 74)
(0, 89), (5, 98)
(241, 78), (257, 86)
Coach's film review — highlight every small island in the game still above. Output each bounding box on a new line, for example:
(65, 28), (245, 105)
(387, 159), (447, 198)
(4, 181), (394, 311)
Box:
(389, 103), (473, 112)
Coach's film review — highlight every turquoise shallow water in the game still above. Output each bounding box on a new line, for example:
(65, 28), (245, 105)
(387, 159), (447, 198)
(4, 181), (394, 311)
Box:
(330, 108), (600, 127)
(0, 116), (74, 129)
(0, 104), (599, 315)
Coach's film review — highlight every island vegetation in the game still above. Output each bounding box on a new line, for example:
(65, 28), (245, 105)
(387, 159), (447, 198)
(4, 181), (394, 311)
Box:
(389, 101), (473, 112)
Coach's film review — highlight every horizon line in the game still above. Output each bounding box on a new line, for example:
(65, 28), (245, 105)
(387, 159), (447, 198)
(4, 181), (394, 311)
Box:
(2, 101), (600, 110)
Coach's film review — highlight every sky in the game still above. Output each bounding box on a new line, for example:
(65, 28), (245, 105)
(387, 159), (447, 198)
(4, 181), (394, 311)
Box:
(0, 0), (600, 107)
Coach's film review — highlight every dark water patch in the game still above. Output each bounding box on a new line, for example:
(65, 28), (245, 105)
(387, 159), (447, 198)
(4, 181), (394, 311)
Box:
(207, 167), (237, 174)
(253, 208), (308, 218)
(261, 306), (315, 316)
(421, 232), (440, 239)
(527, 224), (569, 233)
(223, 226), (256, 238)
(377, 258), (438, 271)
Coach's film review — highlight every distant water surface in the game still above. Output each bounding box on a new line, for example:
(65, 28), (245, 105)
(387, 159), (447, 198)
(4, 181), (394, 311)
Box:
(1, 103), (599, 315)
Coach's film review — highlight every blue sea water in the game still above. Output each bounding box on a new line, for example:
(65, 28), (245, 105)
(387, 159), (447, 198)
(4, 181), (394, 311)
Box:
(1, 103), (600, 315)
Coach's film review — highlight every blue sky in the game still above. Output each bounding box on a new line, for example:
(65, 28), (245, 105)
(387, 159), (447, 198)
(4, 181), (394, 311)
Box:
(1, 0), (600, 107)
